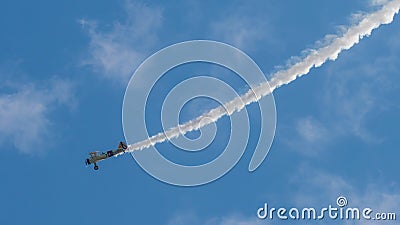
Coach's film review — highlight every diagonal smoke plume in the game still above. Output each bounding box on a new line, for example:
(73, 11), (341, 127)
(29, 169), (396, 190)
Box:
(126, 0), (400, 153)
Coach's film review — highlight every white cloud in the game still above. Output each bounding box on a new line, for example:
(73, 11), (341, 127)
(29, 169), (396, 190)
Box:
(167, 212), (200, 225)
(210, 11), (278, 52)
(167, 213), (264, 225)
(81, 1), (162, 84)
(321, 56), (396, 143)
(277, 5), (400, 155)
(289, 168), (400, 224)
(289, 35), (400, 153)
(0, 78), (75, 154)
(167, 168), (400, 225)
(296, 116), (329, 143)
(278, 115), (332, 156)
(370, 0), (391, 6)
(204, 215), (263, 225)
(211, 17), (265, 50)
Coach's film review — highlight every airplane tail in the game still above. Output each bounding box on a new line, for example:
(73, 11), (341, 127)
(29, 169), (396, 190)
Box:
(118, 141), (127, 150)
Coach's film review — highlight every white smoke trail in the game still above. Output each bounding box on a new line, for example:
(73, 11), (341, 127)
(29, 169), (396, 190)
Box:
(126, 0), (400, 153)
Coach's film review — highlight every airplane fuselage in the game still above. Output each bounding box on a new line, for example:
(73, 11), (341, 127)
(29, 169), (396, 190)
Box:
(85, 142), (127, 170)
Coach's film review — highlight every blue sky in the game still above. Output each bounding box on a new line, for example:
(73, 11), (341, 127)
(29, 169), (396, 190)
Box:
(1, 0), (400, 224)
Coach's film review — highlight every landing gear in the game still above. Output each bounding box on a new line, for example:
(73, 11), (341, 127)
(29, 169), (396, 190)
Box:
(94, 164), (99, 170)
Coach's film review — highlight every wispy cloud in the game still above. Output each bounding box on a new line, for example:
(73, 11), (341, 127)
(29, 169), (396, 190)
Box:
(81, 1), (162, 84)
(280, 116), (332, 156)
(290, 167), (400, 225)
(0, 76), (75, 154)
(125, 1), (400, 158)
(371, 0), (391, 6)
(167, 211), (200, 225)
(296, 116), (329, 144)
(204, 215), (263, 225)
(167, 212), (264, 225)
(211, 16), (272, 51)
(289, 23), (400, 154)
(209, 5), (280, 52)
(167, 166), (400, 225)
(326, 47), (396, 138)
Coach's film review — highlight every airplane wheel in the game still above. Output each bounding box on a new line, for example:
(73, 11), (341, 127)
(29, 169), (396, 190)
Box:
(94, 165), (99, 170)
